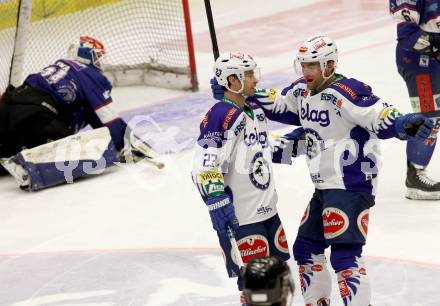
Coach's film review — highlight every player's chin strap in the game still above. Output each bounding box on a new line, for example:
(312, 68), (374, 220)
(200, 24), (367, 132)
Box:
(225, 80), (253, 99)
(316, 70), (336, 92)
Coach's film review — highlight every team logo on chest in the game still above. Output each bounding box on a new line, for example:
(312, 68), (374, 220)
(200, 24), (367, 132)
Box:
(249, 152), (270, 190)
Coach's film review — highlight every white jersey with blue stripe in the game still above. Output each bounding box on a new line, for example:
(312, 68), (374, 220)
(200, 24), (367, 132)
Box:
(250, 75), (402, 195)
(192, 98), (278, 226)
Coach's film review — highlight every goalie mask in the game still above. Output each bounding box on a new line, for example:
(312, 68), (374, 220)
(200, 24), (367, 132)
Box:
(295, 35), (338, 80)
(75, 36), (106, 69)
(243, 256), (294, 306)
(214, 51), (260, 94)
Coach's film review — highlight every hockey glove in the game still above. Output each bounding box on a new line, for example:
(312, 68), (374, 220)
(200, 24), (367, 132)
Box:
(414, 32), (440, 63)
(210, 77), (224, 100)
(118, 130), (165, 168)
(272, 127), (306, 164)
(206, 194), (239, 236)
(395, 113), (434, 141)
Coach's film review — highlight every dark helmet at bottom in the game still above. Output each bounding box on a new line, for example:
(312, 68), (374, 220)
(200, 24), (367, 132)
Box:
(243, 256), (294, 306)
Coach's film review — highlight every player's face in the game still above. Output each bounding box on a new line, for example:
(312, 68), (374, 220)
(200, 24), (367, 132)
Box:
(243, 69), (259, 96)
(300, 62), (323, 90)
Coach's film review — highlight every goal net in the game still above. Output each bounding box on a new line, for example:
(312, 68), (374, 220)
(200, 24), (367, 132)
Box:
(0, 0), (198, 94)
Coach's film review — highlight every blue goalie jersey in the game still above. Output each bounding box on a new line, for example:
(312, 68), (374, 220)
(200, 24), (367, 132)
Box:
(24, 59), (127, 150)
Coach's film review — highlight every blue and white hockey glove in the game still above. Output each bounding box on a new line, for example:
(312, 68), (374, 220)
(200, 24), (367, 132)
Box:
(206, 195), (239, 236)
(210, 77), (224, 100)
(395, 113), (434, 141)
(272, 127), (306, 164)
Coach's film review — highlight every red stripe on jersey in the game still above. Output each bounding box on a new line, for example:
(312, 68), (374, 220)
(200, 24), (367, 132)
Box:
(95, 98), (113, 110)
(415, 74), (435, 113)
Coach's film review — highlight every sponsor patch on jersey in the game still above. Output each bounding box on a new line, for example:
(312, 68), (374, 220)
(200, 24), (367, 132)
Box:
(338, 279), (351, 298)
(257, 205), (273, 216)
(311, 264), (323, 272)
(249, 152), (271, 190)
(322, 207), (349, 239)
(199, 170), (225, 197)
(333, 82), (357, 100)
(233, 234), (269, 265)
(201, 109), (212, 129)
(300, 204), (310, 226)
(268, 88), (279, 101)
(222, 108), (238, 130)
(419, 54), (430, 67)
(234, 117), (246, 136)
(274, 225), (289, 253)
(300, 101), (330, 127)
(357, 209), (369, 239)
(379, 107), (400, 120)
(244, 128), (268, 148)
(341, 269), (353, 278)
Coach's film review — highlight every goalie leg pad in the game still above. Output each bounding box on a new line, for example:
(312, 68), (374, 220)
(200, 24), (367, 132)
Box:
(11, 127), (118, 190)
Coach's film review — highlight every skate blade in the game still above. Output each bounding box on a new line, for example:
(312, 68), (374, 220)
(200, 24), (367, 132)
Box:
(406, 188), (440, 200)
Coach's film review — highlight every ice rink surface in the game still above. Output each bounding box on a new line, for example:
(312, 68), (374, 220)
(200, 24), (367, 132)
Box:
(1, 0), (440, 305)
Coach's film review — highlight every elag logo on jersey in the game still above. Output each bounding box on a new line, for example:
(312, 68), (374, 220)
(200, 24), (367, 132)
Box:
(244, 128), (268, 148)
(301, 101), (330, 127)
(357, 209), (369, 239)
(234, 235), (269, 265)
(322, 207), (349, 239)
(274, 225), (289, 253)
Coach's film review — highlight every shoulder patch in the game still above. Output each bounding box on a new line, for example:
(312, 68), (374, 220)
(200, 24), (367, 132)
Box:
(201, 101), (243, 132)
(331, 78), (378, 107)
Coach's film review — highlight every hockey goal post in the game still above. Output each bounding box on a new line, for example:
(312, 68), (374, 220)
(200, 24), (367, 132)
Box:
(0, 0), (198, 94)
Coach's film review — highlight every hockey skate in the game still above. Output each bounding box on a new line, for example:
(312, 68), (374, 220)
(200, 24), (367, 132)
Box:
(406, 162), (440, 200)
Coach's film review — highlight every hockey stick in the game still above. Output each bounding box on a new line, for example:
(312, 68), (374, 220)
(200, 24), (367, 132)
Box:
(205, 0), (245, 273)
(423, 110), (440, 118)
(227, 226), (245, 273)
(204, 0), (220, 60)
(129, 131), (165, 169)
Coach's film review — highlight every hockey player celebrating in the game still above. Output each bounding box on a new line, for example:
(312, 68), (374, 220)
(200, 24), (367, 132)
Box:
(390, 0), (440, 199)
(0, 36), (155, 190)
(191, 52), (290, 306)
(211, 35), (433, 306)
(243, 256), (295, 306)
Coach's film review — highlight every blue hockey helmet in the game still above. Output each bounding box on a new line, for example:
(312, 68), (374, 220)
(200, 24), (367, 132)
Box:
(76, 36), (106, 69)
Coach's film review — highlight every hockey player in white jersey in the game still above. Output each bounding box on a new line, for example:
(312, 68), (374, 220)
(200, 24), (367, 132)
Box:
(252, 35), (434, 306)
(211, 36), (434, 306)
(192, 52), (290, 306)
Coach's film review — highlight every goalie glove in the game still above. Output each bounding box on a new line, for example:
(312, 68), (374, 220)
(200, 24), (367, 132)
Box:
(394, 113), (434, 141)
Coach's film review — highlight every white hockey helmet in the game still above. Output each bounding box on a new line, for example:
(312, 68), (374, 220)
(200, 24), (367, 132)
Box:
(296, 35), (338, 72)
(214, 51), (259, 93)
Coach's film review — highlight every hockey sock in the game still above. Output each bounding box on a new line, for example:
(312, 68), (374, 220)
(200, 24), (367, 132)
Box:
(331, 244), (371, 306)
(293, 237), (331, 305)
